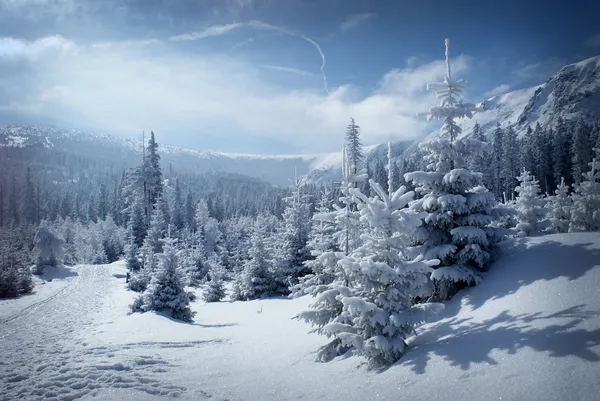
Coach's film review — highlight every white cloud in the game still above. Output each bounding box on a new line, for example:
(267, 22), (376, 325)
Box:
(261, 65), (313, 77)
(484, 84), (511, 98)
(584, 33), (600, 48)
(339, 13), (375, 32)
(170, 20), (289, 41)
(0, 34), (474, 153)
(0, 35), (75, 59)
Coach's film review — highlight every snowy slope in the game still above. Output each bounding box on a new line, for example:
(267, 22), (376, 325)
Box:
(454, 55), (600, 140)
(3, 233), (598, 400)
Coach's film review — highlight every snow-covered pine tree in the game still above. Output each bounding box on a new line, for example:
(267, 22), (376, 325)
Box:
(132, 231), (195, 322)
(203, 258), (226, 303)
(571, 119), (593, 185)
(273, 170), (312, 293)
(469, 122), (491, 188)
(372, 157), (388, 194)
(490, 123), (504, 199)
(546, 177), (572, 233)
(569, 153), (600, 232)
(514, 170), (549, 236)
(144, 131), (163, 209)
(404, 39), (502, 301)
(0, 227), (34, 298)
(552, 118), (573, 188)
(129, 197), (147, 248)
(170, 178), (185, 233)
(124, 226), (141, 271)
(142, 198), (169, 255)
(521, 127), (537, 177)
(290, 189), (339, 297)
(298, 148), (443, 366)
(232, 220), (276, 301)
(501, 125), (520, 201)
(345, 118), (363, 176)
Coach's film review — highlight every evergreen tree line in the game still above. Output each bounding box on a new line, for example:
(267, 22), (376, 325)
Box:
(468, 118), (600, 201)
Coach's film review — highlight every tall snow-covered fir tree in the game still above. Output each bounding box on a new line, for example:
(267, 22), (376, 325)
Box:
(345, 118), (363, 176)
(571, 119), (594, 185)
(552, 117), (573, 188)
(291, 189), (339, 297)
(501, 125), (520, 201)
(203, 257), (226, 303)
(546, 177), (572, 233)
(144, 131), (163, 209)
(273, 171), (312, 293)
(490, 123), (504, 199)
(404, 39), (503, 301)
(569, 154), (600, 232)
(297, 145), (443, 367)
(514, 170), (549, 236)
(232, 220), (276, 301)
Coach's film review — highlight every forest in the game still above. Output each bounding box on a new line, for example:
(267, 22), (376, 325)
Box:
(1, 40), (600, 369)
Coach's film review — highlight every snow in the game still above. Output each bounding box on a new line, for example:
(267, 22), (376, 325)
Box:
(2, 233), (600, 400)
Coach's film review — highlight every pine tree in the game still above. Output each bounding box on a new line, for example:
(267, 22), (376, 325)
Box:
(203, 259), (226, 303)
(553, 118), (573, 188)
(273, 171), (312, 292)
(184, 190), (196, 232)
(297, 164), (441, 366)
(124, 227), (141, 272)
(469, 122), (491, 188)
(569, 154), (600, 232)
(546, 177), (572, 233)
(501, 125), (519, 201)
(97, 183), (108, 221)
(145, 131), (163, 208)
(232, 221), (275, 300)
(171, 178), (184, 232)
(404, 38), (502, 300)
(345, 118), (363, 176)
(143, 199), (168, 255)
(132, 234), (195, 322)
(571, 119), (593, 185)
(490, 123), (504, 199)
(514, 170), (549, 236)
(372, 157), (388, 194)
(21, 167), (37, 225)
(391, 161), (402, 194)
(291, 190), (338, 297)
(521, 127), (536, 176)
(129, 197), (147, 248)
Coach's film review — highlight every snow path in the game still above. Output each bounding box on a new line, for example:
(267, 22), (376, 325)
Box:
(0, 265), (198, 401)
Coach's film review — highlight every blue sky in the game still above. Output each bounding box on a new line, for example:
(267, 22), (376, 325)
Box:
(0, 0), (599, 154)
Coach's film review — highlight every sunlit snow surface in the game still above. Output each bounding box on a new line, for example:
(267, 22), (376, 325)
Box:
(1, 233), (600, 400)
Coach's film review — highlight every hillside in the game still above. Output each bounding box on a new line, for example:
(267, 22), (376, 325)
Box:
(1, 232), (599, 400)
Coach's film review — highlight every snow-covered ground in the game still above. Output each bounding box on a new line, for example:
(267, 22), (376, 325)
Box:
(2, 232), (600, 401)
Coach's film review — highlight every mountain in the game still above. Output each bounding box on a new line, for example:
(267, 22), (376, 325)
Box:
(0, 124), (410, 187)
(458, 55), (600, 140)
(1, 55), (599, 186)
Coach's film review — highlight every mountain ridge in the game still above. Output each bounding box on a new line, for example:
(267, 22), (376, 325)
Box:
(1, 55), (599, 186)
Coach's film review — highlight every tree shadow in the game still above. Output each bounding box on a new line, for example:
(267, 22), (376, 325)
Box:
(159, 312), (239, 328)
(463, 237), (600, 310)
(113, 273), (127, 279)
(395, 304), (600, 375)
(35, 265), (78, 280)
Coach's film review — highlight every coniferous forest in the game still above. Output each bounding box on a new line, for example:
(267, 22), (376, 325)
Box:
(2, 18), (600, 399)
